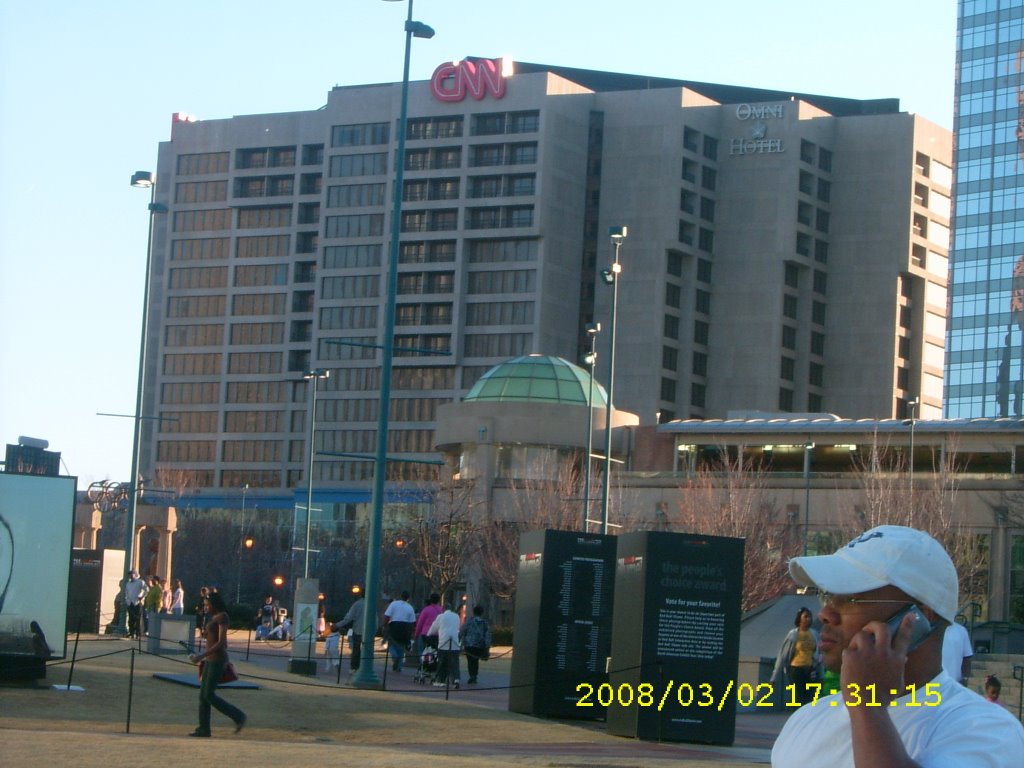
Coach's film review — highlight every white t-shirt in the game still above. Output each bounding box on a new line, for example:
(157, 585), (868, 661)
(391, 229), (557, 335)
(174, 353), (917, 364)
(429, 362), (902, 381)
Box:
(941, 622), (973, 681)
(772, 671), (1024, 767)
(384, 599), (416, 624)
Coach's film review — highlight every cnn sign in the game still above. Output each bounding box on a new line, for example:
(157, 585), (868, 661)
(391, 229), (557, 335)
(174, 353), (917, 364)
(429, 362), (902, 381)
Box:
(430, 59), (506, 102)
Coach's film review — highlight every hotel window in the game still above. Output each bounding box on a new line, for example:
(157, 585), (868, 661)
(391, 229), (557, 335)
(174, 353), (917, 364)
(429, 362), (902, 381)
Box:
(692, 351), (707, 376)
(471, 145), (504, 167)
(230, 322), (284, 345)
(682, 159), (697, 183)
(812, 300), (826, 325)
(899, 306), (912, 329)
(329, 153), (387, 177)
(269, 176), (294, 196)
(897, 367), (910, 390)
(162, 382), (219, 405)
(237, 206), (291, 229)
(269, 147), (295, 167)
(898, 336), (910, 359)
(507, 206), (533, 227)
(329, 183), (386, 207)
(815, 209), (830, 234)
(320, 305), (378, 330)
(798, 202), (813, 226)
(465, 300), (533, 326)
(467, 269), (534, 294)
(799, 171), (814, 195)
(783, 294), (798, 319)
(405, 150), (430, 171)
(223, 440), (282, 462)
(225, 380), (286, 403)
(324, 244), (382, 269)
(665, 283), (681, 308)
(430, 178), (460, 200)
(695, 289), (711, 314)
(430, 209), (458, 231)
(813, 270), (827, 295)
(660, 378), (677, 402)
(780, 356), (795, 381)
(322, 274), (381, 299)
(691, 382), (706, 408)
(433, 148), (461, 169)
(157, 441), (216, 462)
(468, 239), (537, 262)
(699, 197), (715, 222)
(680, 190), (696, 214)
(165, 324), (223, 347)
(683, 127), (699, 152)
(700, 166), (716, 191)
(782, 325), (797, 350)
(173, 238), (229, 261)
(163, 353), (222, 376)
(300, 173), (322, 195)
(231, 293), (286, 316)
(814, 239), (828, 263)
(809, 362), (824, 387)
(176, 180), (228, 203)
(298, 203), (319, 224)
(332, 122), (389, 147)
(667, 251), (683, 277)
(464, 332), (532, 358)
(177, 152), (229, 175)
(302, 144), (324, 165)
(697, 259), (712, 283)
(470, 176), (502, 198)
(698, 228), (714, 253)
(508, 111), (539, 133)
(800, 140), (816, 164)
(818, 147), (832, 173)
(811, 331), (825, 356)
(325, 213), (384, 237)
(468, 207), (500, 229)
(169, 266), (228, 289)
(779, 388), (794, 411)
(662, 346), (678, 371)
(702, 135), (718, 161)
(167, 295), (226, 318)
(296, 232), (318, 254)
(817, 179), (831, 202)
(796, 232), (812, 256)
(509, 143), (540, 164)
(506, 174), (535, 196)
(160, 411), (218, 434)
(785, 263), (801, 288)
(294, 261), (315, 283)
(224, 411), (283, 433)
(228, 352), (282, 374)
(808, 393), (822, 411)
(694, 321), (709, 345)
(664, 314), (679, 340)
(174, 209), (232, 232)
(472, 113), (506, 136)
(678, 221), (695, 245)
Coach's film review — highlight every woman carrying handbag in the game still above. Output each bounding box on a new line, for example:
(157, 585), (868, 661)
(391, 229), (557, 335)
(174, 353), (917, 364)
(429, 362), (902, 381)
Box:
(189, 590), (246, 737)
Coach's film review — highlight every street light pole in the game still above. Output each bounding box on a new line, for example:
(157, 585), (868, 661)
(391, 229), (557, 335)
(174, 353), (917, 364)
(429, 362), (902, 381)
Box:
(907, 397), (919, 522)
(355, 0), (434, 686)
(802, 442), (814, 556)
(600, 227), (627, 535)
(119, 171), (166, 633)
(303, 369), (329, 579)
(582, 323), (600, 532)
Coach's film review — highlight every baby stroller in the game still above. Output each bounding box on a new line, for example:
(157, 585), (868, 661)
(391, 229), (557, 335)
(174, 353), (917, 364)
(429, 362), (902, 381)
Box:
(413, 644), (438, 684)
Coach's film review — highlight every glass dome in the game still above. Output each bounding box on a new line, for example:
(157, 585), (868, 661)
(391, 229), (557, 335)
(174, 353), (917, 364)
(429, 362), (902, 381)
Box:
(463, 354), (608, 407)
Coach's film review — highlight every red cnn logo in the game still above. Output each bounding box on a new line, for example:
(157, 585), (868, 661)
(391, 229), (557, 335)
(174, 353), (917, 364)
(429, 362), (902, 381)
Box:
(430, 59), (506, 103)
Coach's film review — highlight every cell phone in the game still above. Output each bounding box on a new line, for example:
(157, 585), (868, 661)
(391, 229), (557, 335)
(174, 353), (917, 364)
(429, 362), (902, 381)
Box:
(885, 604), (933, 652)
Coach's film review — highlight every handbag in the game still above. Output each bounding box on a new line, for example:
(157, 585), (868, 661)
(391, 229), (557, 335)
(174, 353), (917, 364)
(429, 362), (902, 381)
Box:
(197, 660), (239, 684)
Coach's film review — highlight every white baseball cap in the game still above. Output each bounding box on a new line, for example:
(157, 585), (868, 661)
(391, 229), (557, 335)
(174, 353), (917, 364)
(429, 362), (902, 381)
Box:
(788, 525), (959, 623)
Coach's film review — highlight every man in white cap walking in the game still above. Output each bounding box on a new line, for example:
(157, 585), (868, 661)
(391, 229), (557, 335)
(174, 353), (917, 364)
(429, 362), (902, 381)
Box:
(772, 525), (1023, 767)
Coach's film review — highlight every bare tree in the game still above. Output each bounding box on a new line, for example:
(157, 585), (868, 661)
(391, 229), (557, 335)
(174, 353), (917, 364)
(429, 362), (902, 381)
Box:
(840, 434), (989, 615)
(400, 482), (481, 604)
(664, 449), (801, 612)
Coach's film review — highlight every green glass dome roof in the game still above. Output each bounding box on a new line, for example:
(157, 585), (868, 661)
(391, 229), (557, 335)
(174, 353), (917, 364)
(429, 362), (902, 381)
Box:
(464, 354), (608, 407)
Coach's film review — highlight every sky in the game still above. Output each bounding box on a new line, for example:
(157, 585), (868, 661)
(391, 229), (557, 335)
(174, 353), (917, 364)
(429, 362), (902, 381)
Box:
(0, 1), (958, 490)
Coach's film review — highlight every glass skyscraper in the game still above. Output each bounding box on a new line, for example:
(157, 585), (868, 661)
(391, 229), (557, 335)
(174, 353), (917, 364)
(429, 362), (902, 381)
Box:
(948, 0), (1024, 417)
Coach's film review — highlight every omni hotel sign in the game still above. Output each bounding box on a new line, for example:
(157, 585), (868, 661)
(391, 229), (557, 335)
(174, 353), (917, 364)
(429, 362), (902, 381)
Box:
(431, 58), (507, 102)
(730, 103), (785, 156)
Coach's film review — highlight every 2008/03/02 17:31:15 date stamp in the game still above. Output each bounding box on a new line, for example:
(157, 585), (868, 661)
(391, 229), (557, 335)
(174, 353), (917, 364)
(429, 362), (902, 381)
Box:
(574, 681), (943, 709)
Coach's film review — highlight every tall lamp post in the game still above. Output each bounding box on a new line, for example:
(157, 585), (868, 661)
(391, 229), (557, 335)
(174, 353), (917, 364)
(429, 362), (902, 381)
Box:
(582, 323), (600, 532)
(599, 226), (627, 535)
(802, 442), (814, 556)
(302, 369), (329, 579)
(355, 0), (434, 686)
(907, 397), (919, 521)
(119, 171), (166, 633)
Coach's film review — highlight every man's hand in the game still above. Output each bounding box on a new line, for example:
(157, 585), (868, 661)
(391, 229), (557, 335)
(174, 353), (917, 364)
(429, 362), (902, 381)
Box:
(841, 611), (916, 705)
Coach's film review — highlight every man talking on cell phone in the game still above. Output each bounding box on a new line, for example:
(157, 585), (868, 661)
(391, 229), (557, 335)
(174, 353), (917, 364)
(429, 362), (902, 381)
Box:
(772, 525), (1023, 767)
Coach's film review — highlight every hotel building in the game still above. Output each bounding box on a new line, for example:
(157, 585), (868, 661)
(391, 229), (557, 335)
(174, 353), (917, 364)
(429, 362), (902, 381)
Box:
(139, 60), (951, 508)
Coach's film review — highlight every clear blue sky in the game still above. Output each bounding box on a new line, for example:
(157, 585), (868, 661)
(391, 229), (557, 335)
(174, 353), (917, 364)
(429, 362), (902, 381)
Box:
(0, 1), (957, 489)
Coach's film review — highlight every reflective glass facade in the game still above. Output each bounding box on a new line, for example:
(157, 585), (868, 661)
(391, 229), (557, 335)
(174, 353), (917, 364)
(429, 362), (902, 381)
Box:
(948, 0), (1024, 416)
